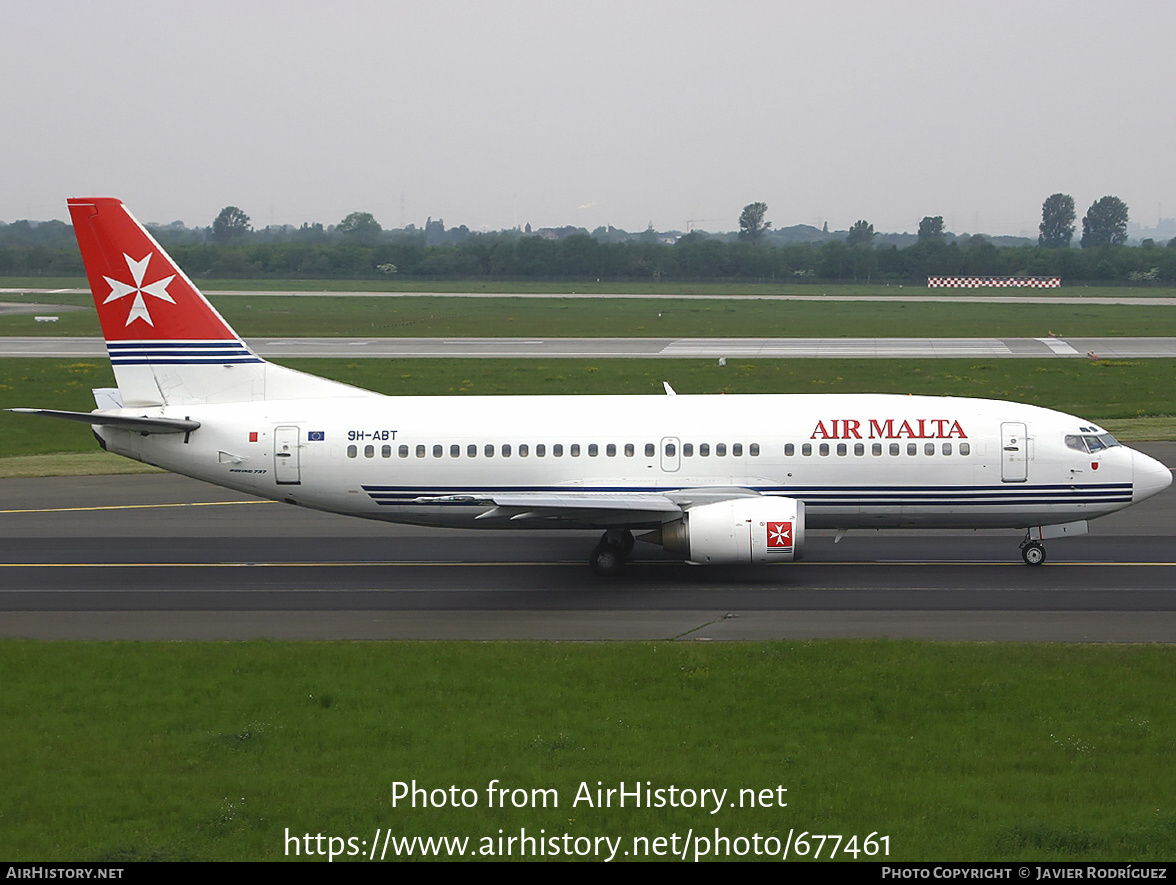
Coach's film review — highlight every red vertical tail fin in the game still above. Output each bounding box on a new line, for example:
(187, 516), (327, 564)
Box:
(68, 198), (247, 345)
(68, 198), (366, 406)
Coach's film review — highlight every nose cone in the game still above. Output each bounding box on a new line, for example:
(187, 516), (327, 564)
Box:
(1132, 448), (1173, 503)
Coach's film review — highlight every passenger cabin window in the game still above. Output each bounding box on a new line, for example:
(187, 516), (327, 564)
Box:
(553, 444), (563, 457)
(784, 443), (794, 456)
(536, 444), (546, 457)
(733, 443), (742, 456)
(683, 443), (694, 457)
(645, 443), (655, 457)
(749, 444), (760, 456)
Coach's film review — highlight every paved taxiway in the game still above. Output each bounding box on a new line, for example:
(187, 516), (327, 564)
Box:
(1, 444), (1172, 641)
(4, 335), (1176, 359)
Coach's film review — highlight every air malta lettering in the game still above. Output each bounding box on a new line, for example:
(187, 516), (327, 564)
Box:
(810, 419), (968, 440)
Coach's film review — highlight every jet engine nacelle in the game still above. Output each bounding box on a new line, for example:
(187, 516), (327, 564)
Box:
(659, 496), (805, 564)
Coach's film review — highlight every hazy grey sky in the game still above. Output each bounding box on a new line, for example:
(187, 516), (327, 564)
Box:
(4, 0), (1173, 236)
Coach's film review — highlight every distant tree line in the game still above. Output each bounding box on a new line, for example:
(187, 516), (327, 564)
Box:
(6, 233), (1176, 284)
(2, 198), (1175, 283)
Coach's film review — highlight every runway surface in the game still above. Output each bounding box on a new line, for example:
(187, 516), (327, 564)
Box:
(2, 443), (1173, 641)
(4, 335), (1176, 359)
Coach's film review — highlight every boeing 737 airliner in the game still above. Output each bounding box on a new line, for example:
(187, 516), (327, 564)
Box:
(10, 199), (1172, 573)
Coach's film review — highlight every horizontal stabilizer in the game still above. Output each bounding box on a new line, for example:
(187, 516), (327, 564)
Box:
(7, 408), (200, 434)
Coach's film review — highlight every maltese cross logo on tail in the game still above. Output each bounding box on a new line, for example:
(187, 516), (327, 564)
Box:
(103, 253), (176, 326)
(766, 521), (793, 548)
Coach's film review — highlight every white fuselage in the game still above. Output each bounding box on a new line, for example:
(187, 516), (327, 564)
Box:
(95, 392), (1169, 533)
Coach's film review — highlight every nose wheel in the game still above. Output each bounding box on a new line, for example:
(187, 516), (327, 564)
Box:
(1020, 539), (1046, 566)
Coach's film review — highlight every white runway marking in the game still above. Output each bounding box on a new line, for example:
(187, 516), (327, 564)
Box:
(659, 338), (1014, 357)
(1035, 337), (1080, 355)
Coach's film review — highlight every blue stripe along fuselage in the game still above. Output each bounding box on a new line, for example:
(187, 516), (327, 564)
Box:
(360, 482), (1133, 507)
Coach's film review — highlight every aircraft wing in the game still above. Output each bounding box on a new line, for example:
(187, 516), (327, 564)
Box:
(409, 490), (682, 527)
(407, 487), (763, 528)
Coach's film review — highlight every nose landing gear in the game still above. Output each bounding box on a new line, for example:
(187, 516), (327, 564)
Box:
(1017, 521), (1088, 565)
(1020, 538), (1046, 566)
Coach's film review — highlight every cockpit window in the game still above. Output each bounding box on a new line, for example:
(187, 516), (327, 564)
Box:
(1066, 432), (1120, 453)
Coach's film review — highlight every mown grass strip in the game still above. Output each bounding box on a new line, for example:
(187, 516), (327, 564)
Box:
(0, 452), (162, 479)
(0, 640), (1173, 861)
(3, 289), (1175, 338)
(5, 276), (1176, 297)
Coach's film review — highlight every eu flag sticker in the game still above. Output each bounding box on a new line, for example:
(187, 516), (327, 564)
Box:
(308, 431), (325, 441)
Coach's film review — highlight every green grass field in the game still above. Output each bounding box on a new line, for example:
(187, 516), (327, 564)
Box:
(1, 640), (1174, 862)
(3, 289), (1176, 339)
(6, 275), (1176, 296)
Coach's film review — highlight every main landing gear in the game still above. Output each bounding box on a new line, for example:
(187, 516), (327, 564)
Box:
(1020, 538), (1047, 566)
(589, 529), (635, 576)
